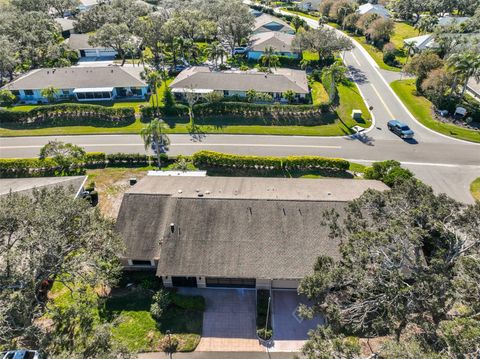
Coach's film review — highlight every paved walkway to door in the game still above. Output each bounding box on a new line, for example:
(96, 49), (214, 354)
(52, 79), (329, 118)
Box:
(270, 290), (325, 352)
(178, 288), (265, 352)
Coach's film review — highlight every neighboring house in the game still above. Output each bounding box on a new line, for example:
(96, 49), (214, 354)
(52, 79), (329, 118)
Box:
(403, 34), (436, 52)
(79, 0), (100, 11)
(169, 66), (309, 101)
(0, 176), (88, 198)
(249, 8), (263, 17)
(247, 32), (299, 60)
(67, 34), (118, 59)
(116, 176), (388, 289)
(299, 0), (322, 11)
(55, 18), (75, 38)
(356, 3), (390, 18)
(437, 15), (470, 27)
(2, 66), (149, 103)
(253, 14), (295, 35)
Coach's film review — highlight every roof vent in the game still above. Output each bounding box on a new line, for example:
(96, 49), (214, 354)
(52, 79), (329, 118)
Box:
(205, 190), (211, 195)
(327, 192), (332, 196)
(197, 192), (204, 197)
(178, 189), (182, 193)
(170, 223), (175, 233)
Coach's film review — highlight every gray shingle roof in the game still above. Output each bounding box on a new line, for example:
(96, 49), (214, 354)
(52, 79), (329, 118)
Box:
(250, 32), (296, 53)
(254, 14), (294, 32)
(55, 18), (75, 32)
(67, 34), (98, 50)
(169, 66), (309, 94)
(0, 176), (87, 198)
(3, 66), (147, 91)
(116, 176), (388, 280)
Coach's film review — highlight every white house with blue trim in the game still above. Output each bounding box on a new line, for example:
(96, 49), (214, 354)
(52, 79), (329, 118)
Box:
(247, 32), (299, 60)
(2, 66), (149, 104)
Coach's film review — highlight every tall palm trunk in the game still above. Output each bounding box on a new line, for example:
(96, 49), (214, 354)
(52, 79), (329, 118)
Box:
(154, 133), (162, 168)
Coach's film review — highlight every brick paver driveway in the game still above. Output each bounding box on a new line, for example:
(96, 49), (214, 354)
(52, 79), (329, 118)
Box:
(178, 288), (264, 352)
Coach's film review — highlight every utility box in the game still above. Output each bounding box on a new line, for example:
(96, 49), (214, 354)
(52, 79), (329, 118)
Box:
(351, 109), (362, 119)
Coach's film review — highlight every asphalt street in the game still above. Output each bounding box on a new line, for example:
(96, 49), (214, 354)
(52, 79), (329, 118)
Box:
(0, 4), (479, 203)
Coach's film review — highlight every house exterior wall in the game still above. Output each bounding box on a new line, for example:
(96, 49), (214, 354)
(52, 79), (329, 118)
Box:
(247, 51), (300, 60)
(254, 26), (295, 35)
(271, 279), (299, 289)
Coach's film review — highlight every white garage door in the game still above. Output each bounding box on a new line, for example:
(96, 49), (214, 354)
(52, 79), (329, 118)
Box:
(272, 279), (299, 289)
(84, 49), (98, 57)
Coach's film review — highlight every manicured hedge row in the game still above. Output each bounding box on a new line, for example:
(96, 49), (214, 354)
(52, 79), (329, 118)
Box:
(0, 103), (135, 124)
(192, 151), (350, 171)
(0, 152), (164, 178)
(141, 102), (331, 125)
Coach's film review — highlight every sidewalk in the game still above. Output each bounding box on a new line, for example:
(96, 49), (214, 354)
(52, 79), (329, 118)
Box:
(138, 352), (300, 359)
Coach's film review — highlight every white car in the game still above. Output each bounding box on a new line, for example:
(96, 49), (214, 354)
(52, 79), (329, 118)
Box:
(1, 351), (43, 359)
(232, 47), (248, 55)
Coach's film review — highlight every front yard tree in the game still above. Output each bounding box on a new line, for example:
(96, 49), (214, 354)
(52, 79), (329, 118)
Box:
(260, 46), (280, 72)
(404, 51), (444, 92)
(323, 62), (347, 102)
(39, 140), (86, 167)
(142, 69), (163, 113)
(49, 0), (80, 16)
(218, 0), (254, 54)
(299, 179), (480, 345)
(0, 188), (124, 350)
(140, 118), (170, 169)
(293, 28), (353, 65)
(447, 51), (480, 98)
(0, 35), (20, 83)
(365, 18), (395, 46)
(0, 89), (16, 107)
(90, 23), (133, 66)
(40, 86), (59, 103)
(291, 16), (306, 32)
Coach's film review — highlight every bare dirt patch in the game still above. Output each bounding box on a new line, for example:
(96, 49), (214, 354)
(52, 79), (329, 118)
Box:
(86, 168), (148, 218)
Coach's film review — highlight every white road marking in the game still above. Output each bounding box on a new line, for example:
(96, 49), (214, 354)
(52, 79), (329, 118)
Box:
(0, 143), (343, 149)
(370, 84), (395, 119)
(350, 52), (362, 67)
(347, 159), (480, 169)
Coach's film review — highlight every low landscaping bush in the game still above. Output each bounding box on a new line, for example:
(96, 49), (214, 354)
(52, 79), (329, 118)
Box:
(0, 103), (135, 125)
(0, 152), (158, 178)
(150, 289), (172, 321)
(192, 151), (350, 171)
(364, 160), (414, 187)
(256, 289), (272, 340)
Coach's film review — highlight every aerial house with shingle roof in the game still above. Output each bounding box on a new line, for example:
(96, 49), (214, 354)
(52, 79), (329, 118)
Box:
(169, 66), (309, 102)
(2, 66), (149, 104)
(116, 176), (388, 290)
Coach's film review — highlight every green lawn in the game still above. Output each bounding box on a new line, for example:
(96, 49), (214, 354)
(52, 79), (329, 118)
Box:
(311, 82), (329, 105)
(470, 177), (480, 201)
(280, 8), (320, 20)
(49, 281), (203, 353)
(336, 80), (372, 129)
(391, 22), (418, 49)
(391, 79), (480, 143)
(0, 78), (371, 137)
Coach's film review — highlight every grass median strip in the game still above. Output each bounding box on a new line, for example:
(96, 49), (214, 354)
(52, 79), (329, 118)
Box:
(471, 177), (480, 201)
(391, 79), (480, 143)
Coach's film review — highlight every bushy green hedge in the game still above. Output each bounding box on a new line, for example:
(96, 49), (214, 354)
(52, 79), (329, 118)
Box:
(141, 102), (330, 126)
(192, 151), (350, 171)
(0, 152), (158, 177)
(0, 103), (135, 125)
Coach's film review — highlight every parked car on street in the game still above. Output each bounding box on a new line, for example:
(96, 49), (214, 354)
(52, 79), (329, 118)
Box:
(1, 350), (43, 359)
(387, 120), (414, 139)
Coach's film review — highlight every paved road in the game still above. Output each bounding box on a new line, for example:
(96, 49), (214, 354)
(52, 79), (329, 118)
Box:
(1, 4), (479, 203)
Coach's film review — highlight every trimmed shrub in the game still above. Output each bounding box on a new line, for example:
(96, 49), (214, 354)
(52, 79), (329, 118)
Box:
(106, 153), (150, 167)
(150, 289), (172, 321)
(364, 160), (414, 187)
(192, 151), (350, 171)
(0, 158), (84, 178)
(0, 103), (135, 125)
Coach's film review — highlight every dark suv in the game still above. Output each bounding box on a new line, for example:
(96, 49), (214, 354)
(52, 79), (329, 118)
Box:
(387, 120), (414, 139)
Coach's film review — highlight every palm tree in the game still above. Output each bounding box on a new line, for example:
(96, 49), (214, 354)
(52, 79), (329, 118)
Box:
(142, 70), (163, 113)
(414, 16), (438, 34)
(206, 41), (220, 67)
(448, 51), (480, 98)
(41, 86), (59, 103)
(403, 41), (416, 64)
(140, 118), (170, 169)
(291, 16), (305, 33)
(260, 47), (280, 72)
(215, 43), (227, 65)
(323, 62), (348, 102)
